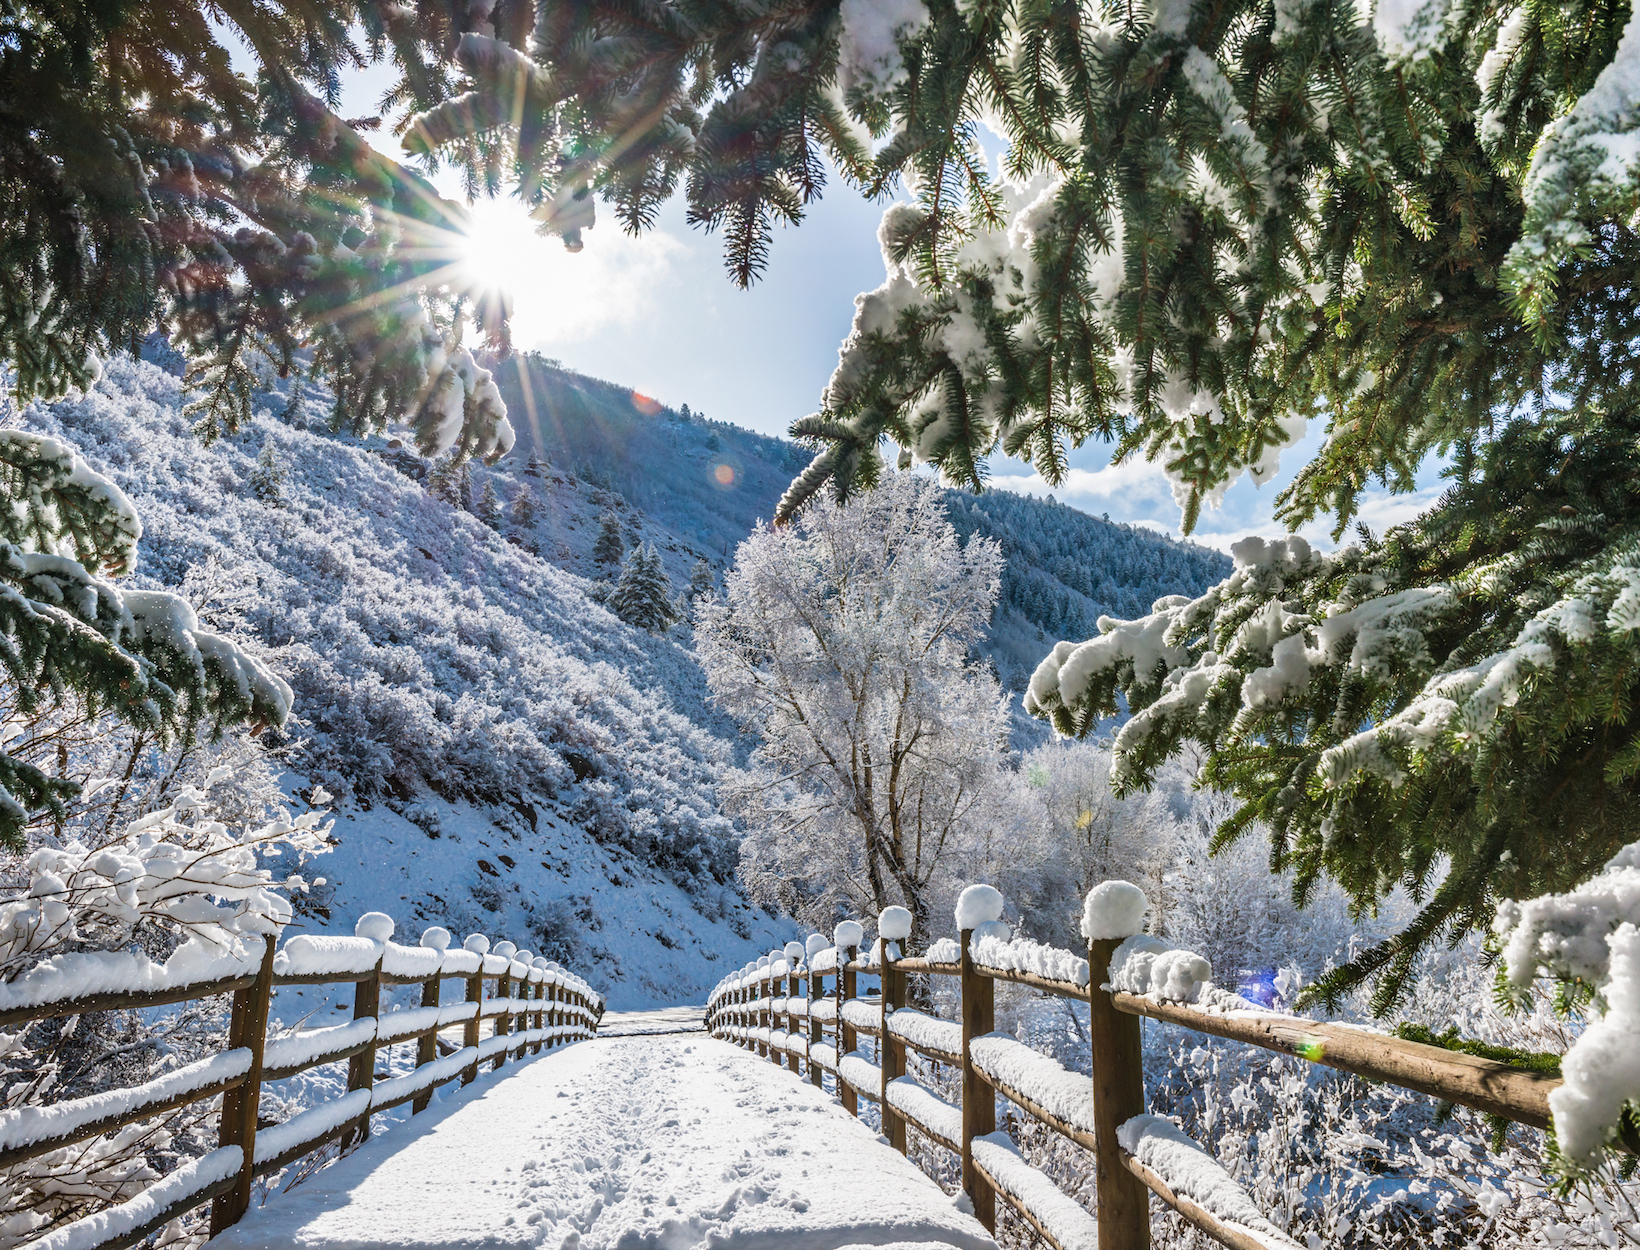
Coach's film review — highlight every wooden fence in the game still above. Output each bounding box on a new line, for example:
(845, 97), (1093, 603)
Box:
(704, 894), (1562, 1250)
(6, 913), (601, 1250)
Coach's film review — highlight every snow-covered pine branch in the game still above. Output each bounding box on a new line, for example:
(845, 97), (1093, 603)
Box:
(0, 432), (291, 847)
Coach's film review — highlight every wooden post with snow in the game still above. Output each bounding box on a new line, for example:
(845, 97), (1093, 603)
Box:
(808, 962), (823, 1090)
(494, 967), (512, 1071)
(345, 952), (384, 1146)
(533, 977), (545, 1053)
(209, 934), (275, 1236)
(838, 926), (861, 1117)
(783, 942), (803, 1074)
(959, 926), (995, 1232)
(1085, 882), (1152, 1250)
(463, 971), (483, 1084)
(789, 957), (802, 1075)
(413, 970), (440, 1114)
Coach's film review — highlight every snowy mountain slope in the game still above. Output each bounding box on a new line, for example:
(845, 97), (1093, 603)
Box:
(482, 353), (1231, 693)
(22, 354), (791, 1008)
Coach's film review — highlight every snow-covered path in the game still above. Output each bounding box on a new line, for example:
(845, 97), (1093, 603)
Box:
(595, 1005), (707, 1036)
(208, 1036), (997, 1250)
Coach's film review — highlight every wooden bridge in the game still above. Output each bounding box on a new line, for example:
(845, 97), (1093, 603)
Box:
(2, 886), (1564, 1250)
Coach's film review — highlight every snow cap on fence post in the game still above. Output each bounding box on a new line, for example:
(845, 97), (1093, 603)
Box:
(757, 954), (770, 968)
(464, 933), (491, 954)
(878, 906), (912, 941)
(532, 956), (549, 970)
(805, 933), (828, 960)
(833, 920), (864, 951)
(783, 941), (805, 964)
(954, 884), (1005, 930)
(514, 949), (533, 964)
(355, 912), (395, 943)
(493, 940), (517, 959)
(972, 920), (1011, 944)
(420, 926), (451, 951)
(1081, 880), (1148, 940)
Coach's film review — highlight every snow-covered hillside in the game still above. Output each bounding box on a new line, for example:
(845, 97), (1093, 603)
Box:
(18, 349), (1226, 1006)
(22, 354), (789, 1008)
(482, 353), (1232, 693)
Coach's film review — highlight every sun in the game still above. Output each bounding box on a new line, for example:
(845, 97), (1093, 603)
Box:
(454, 200), (542, 304)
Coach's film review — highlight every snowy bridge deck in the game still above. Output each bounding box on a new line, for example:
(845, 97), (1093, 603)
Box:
(206, 1034), (996, 1250)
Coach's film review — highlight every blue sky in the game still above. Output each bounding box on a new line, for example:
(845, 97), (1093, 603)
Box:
(340, 70), (1445, 554)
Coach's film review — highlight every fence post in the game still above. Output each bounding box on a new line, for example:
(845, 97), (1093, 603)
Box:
(879, 939), (906, 1153)
(533, 976), (545, 1053)
(787, 956), (801, 1073)
(840, 944), (858, 1117)
(758, 973), (769, 1059)
(1089, 936), (1150, 1250)
(412, 970), (440, 1115)
(463, 969), (482, 1084)
(344, 953), (384, 1146)
(493, 967), (511, 1071)
(209, 934), (275, 1236)
(807, 965), (823, 1090)
(959, 928), (996, 1232)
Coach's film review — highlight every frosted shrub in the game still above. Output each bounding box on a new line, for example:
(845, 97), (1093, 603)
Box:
(0, 778), (329, 1246)
(1146, 1038), (1640, 1249)
(0, 778), (329, 980)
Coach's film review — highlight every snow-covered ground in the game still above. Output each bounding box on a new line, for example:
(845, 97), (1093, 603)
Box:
(596, 1006), (707, 1036)
(209, 1036), (995, 1250)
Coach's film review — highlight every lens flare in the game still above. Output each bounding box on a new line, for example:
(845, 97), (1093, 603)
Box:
(632, 392), (662, 416)
(713, 463), (736, 488)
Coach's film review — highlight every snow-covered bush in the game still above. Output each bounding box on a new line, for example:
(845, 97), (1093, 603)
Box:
(24, 356), (740, 888)
(0, 780), (329, 1246)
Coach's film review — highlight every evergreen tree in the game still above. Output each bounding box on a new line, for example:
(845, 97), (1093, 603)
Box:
(508, 485), (540, 529)
(688, 559), (715, 604)
(679, 558), (716, 621)
(592, 510), (625, 567)
(3, 0), (522, 466)
(410, 0), (1640, 1022)
(249, 441), (285, 506)
(475, 477), (502, 529)
(426, 456), (471, 510)
(612, 545), (678, 633)
(0, 432), (289, 847)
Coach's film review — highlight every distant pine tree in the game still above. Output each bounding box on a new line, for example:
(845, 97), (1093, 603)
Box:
(508, 486), (539, 529)
(688, 559), (714, 602)
(612, 545), (677, 633)
(426, 456), (470, 510)
(592, 510), (624, 566)
(475, 478), (502, 529)
(679, 558), (715, 621)
(249, 442), (285, 506)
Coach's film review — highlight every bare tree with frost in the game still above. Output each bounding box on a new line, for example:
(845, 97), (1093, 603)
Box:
(695, 474), (1006, 941)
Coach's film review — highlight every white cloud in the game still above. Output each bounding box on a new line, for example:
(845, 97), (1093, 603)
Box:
(1180, 485), (1447, 555)
(988, 457), (1174, 504)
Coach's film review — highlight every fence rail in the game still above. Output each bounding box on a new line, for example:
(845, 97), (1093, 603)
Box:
(705, 888), (1564, 1250)
(9, 913), (602, 1250)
